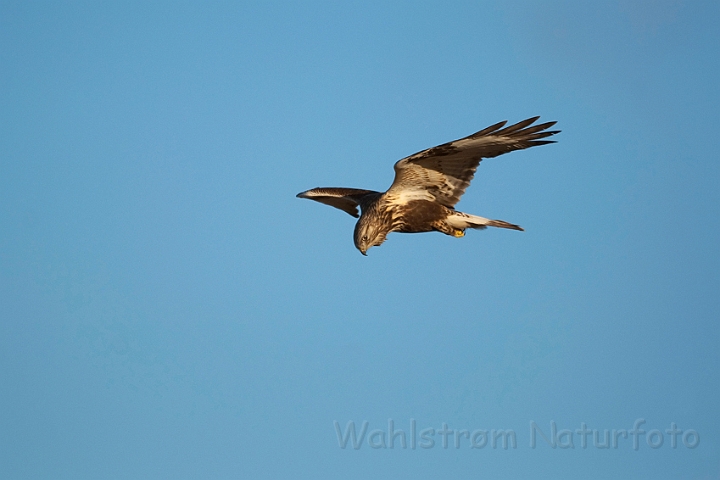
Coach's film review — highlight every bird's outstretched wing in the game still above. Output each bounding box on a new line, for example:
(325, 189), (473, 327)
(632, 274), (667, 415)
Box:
(388, 116), (560, 208)
(296, 187), (380, 218)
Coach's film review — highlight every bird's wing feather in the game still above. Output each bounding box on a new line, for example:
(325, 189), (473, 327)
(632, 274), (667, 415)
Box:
(296, 187), (380, 217)
(388, 116), (560, 207)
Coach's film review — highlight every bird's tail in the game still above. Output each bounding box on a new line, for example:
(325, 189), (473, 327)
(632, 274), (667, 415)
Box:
(447, 211), (524, 231)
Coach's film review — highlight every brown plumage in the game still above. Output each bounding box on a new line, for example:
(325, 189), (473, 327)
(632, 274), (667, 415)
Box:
(297, 116), (560, 255)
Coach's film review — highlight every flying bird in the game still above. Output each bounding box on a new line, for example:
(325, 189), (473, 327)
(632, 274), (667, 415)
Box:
(297, 116), (559, 255)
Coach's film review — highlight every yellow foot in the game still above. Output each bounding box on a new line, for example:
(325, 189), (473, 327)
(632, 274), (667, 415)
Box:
(453, 230), (465, 238)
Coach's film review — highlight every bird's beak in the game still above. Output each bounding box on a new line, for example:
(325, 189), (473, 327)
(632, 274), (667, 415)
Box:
(360, 248), (367, 256)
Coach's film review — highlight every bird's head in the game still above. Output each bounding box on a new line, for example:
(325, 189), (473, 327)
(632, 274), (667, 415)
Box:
(353, 216), (388, 255)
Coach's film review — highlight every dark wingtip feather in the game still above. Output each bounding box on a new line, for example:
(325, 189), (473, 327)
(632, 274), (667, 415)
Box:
(471, 120), (508, 137)
(521, 122), (558, 136)
(498, 116), (543, 135)
(471, 117), (560, 142)
(296, 189), (313, 198)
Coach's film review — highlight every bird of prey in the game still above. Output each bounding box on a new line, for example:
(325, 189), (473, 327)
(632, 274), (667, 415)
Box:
(297, 116), (559, 255)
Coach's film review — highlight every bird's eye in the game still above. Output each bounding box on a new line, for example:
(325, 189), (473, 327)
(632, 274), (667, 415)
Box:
(362, 235), (368, 241)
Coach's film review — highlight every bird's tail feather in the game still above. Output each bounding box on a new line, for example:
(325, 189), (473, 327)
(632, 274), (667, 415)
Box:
(447, 212), (524, 231)
(483, 219), (524, 231)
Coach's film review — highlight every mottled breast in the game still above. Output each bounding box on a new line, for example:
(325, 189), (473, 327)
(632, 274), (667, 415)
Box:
(393, 200), (449, 233)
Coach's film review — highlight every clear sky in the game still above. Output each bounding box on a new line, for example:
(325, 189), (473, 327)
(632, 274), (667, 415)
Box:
(1, 1), (719, 478)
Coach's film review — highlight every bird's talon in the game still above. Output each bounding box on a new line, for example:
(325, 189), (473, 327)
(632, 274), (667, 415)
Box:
(453, 230), (465, 237)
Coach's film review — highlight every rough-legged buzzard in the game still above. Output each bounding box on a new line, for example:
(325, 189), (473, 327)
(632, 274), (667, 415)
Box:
(297, 116), (559, 255)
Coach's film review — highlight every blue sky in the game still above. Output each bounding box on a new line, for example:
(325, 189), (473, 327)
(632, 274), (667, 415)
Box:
(1, 1), (719, 478)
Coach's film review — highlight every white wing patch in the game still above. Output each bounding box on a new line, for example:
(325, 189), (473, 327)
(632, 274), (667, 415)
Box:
(393, 187), (436, 204)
